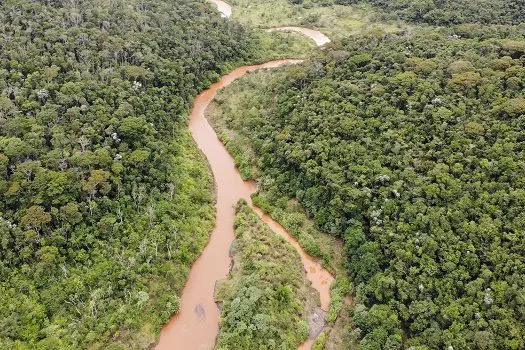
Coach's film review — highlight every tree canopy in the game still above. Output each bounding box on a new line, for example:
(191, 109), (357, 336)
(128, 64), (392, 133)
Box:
(0, 0), (255, 348)
(288, 0), (525, 26)
(208, 27), (525, 349)
(363, 0), (525, 26)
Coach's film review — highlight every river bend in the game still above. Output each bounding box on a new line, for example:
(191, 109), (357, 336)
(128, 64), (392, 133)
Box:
(156, 3), (334, 349)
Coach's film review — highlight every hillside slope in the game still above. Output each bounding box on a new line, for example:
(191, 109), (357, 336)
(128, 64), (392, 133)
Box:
(0, 0), (254, 348)
(207, 27), (525, 349)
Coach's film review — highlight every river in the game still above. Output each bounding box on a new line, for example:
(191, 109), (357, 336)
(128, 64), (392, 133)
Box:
(266, 26), (331, 46)
(156, 60), (334, 350)
(156, 3), (334, 350)
(208, 0), (232, 18)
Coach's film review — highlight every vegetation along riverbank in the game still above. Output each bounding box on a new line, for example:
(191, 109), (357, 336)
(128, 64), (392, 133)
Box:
(1, 0), (524, 349)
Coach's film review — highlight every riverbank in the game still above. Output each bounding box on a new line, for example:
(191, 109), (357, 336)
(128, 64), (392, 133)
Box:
(155, 59), (334, 350)
(266, 26), (331, 46)
(155, 1), (358, 349)
(215, 200), (315, 349)
(206, 65), (356, 348)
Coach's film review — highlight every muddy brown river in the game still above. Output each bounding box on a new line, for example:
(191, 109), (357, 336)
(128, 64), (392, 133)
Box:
(208, 0), (232, 18)
(207, 0), (332, 48)
(266, 26), (331, 46)
(155, 60), (334, 350)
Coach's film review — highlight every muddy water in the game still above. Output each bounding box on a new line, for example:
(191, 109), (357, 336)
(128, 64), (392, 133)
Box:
(253, 208), (333, 350)
(156, 60), (334, 350)
(208, 0), (232, 18)
(267, 26), (331, 46)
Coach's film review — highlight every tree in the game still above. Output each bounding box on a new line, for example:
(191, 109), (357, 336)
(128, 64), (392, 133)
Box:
(500, 98), (525, 117)
(21, 205), (52, 233)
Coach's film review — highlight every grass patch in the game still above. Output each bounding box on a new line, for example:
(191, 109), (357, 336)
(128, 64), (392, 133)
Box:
(254, 30), (316, 58)
(230, 0), (408, 39)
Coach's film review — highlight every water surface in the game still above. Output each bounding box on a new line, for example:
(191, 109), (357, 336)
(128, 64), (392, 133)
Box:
(156, 60), (334, 350)
(208, 0), (232, 18)
(267, 26), (331, 46)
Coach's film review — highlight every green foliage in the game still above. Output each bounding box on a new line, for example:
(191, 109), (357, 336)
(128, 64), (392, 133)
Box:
(230, 0), (406, 41)
(216, 200), (310, 349)
(285, 0), (525, 26)
(252, 192), (326, 261)
(0, 0), (254, 347)
(357, 0), (525, 25)
(204, 28), (525, 349)
(312, 331), (328, 350)
(327, 277), (351, 323)
(354, 304), (403, 350)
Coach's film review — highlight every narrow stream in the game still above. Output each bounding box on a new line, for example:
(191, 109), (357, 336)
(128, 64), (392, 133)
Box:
(266, 26), (331, 46)
(208, 0), (232, 18)
(156, 2), (334, 349)
(156, 60), (334, 349)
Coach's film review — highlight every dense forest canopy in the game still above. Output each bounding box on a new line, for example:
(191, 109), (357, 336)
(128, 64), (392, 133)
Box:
(209, 27), (525, 349)
(3, 0), (525, 348)
(288, 0), (525, 26)
(363, 0), (525, 26)
(0, 0), (255, 348)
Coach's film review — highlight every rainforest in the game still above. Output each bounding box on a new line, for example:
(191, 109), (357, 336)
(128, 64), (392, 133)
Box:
(0, 0), (524, 349)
